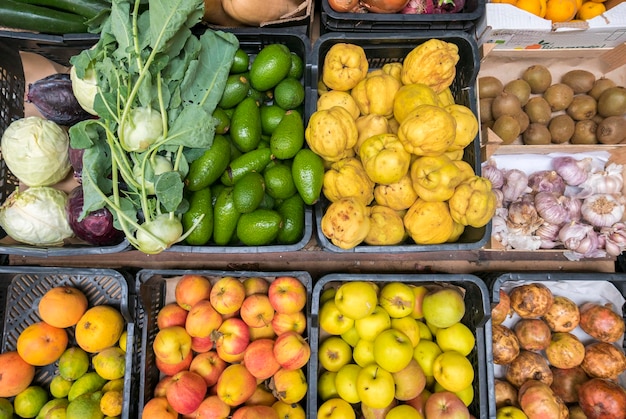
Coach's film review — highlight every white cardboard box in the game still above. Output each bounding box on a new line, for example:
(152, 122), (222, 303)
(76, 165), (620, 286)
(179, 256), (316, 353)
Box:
(476, 0), (626, 49)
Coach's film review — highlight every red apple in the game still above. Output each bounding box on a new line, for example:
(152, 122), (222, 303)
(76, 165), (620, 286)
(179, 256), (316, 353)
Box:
(273, 331), (311, 371)
(216, 363), (257, 407)
(157, 303), (189, 329)
(240, 294), (275, 328)
(249, 323), (276, 341)
(191, 395), (231, 419)
(154, 376), (174, 398)
(142, 396), (178, 419)
(270, 368), (308, 405)
(191, 335), (215, 353)
(153, 326), (193, 365)
(232, 405), (279, 419)
(212, 317), (250, 356)
(156, 349), (193, 376)
(210, 276), (246, 315)
(217, 347), (245, 364)
(242, 338), (281, 380)
(410, 285), (429, 320)
(406, 389), (431, 417)
(190, 351), (227, 387)
(166, 370), (208, 415)
(271, 311), (307, 336)
(175, 274), (213, 310)
(424, 391), (470, 419)
(243, 277), (270, 297)
(186, 299), (223, 339)
(268, 276), (306, 314)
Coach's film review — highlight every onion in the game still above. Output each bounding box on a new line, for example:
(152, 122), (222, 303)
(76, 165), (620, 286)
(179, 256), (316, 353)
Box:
(359, 0), (411, 13)
(328, 0), (362, 12)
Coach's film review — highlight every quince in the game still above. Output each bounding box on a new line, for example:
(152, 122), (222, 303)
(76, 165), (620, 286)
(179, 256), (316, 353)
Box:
(321, 197), (371, 249)
(404, 199), (455, 245)
(322, 43), (369, 91)
(323, 157), (375, 205)
(364, 205), (407, 246)
(305, 106), (358, 162)
(398, 104), (456, 156)
(401, 39), (460, 93)
(351, 72), (401, 118)
(359, 133), (411, 185)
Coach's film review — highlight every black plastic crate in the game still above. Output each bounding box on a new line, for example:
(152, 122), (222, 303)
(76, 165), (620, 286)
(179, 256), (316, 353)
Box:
(308, 31), (489, 253)
(0, 266), (135, 419)
(0, 31), (99, 67)
(308, 273), (491, 419)
(321, 0), (485, 33)
(134, 268), (313, 417)
(485, 272), (626, 419)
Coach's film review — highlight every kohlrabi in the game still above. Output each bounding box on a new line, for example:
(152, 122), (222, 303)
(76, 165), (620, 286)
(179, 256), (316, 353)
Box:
(67, 0), (238, 254)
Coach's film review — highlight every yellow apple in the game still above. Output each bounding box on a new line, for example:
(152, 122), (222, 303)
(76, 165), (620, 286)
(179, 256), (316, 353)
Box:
(416, 320), (433, 341)
(386, 404), (423, 419)
(391, 316), (421, 347)
(373, 329), (414, 373)
(334, 281), (378, 320)
(413, 339), (443, 376)
(355, 306), (391, 341)
(379, 282), (415, 318)
(319, 300), (355, 336)
(334, 363), (362, 404)
(317, 370), (339, 401)
(410, 285), (429, 319)
(434, 381), (474, 407)
(271, 367), (307, 404)
(435, 323), (475, 357)
(353, 339), (376, 368)
(422, 287), (466, 329)
(272, 400), (306, 419)
(318, 336), (352, 372)
(318, 398), (355, 419)
(320, 288), (337, 306)
(340, 327), (360, 347)
(356, 364), (395, 409)
(496, 406), (528, 419)
(432, 351), (474, 393)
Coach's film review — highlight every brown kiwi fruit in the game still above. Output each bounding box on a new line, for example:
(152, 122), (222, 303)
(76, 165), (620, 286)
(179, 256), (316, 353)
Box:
(512, 111), (530, 134)
(478, 76), (504, 99)
(571, 119), (598, 144)
(561, 69), (596, 94)
(504, 79), (532, 106)
(543, 83), (574, 112)
(480, 97), (494, 123)
(548, 114), (576, 144)
(492, 115), (521, 144)
(524, 96), (552, 124)
(566, 94), (598, 121)
(589, 77), (617, 100)
(491, 92), (522, 120)
(523, 123), (552, 145)
(596, 115), (626, 144)
(597, 86), (626, 117)
(521, 65), (552, 94)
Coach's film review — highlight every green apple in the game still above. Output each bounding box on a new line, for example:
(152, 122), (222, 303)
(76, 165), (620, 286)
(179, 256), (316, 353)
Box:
(434, 381), (474, 407)
(319, 300), (355, 336)
(318, 398), (356, 419)
(392, 358), (426, 401)
(410, 285), (429, 319)
(320, 287), (337, 306)
(435, 322), (475, 356)
(422, 287), (466, 329)
(386, 404), (423, 419)
(353, 339), (376, 368)
(391, 316), (422, 347)
(318, 370), (339, 401)
(356, 364), (395, 409)
(340, 326), (360, 347)
(319, 336), (353, 372)
(496, 406), (528, 419)
(355, 306), (391, 341)
(432, 351), (474, 393)
(379, 282), (415, 318)
(334, 281), (378, 320)
(373, 328), (414, 373)
(334, 363), (362, 404)
(413, 339), (443, 376)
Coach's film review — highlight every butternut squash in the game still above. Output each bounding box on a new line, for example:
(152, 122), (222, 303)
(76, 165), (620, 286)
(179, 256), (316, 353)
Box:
(222, 0), (303, 26)
(203, 0), (241, 26)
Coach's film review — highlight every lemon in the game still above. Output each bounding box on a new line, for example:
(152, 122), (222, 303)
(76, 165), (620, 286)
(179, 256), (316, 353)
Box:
(92, 347), (126, 381)
(59, 347), (90, 381)
(273, 77), (305, 110)
(50, 374), (73, 398)
(68, 372), (106, 402)
(102, 378), (124, 393)
(37, 398), (69, 419)
(14, 385), (48, 419)
(66, 393), (104, 419)
(100, 391), (123, 417)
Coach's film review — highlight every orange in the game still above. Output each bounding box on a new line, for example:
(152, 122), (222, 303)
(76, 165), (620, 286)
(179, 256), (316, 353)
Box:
(38, 286), (88, 328)
(17, 322), (68, 366)
(576, 1), (606, 18)
(515, 0), (547, 17)
(75, 305), (125, 353)
(544, 0), (578, 21)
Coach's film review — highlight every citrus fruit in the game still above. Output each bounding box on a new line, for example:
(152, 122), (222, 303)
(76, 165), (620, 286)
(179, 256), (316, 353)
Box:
(17, 322), (68, 366)
(118, 330), (128, 352)
(50, 374), (73, 398)
(66, 392), (104, 419)
(75, 305), (125, 353)
(576, 0), (605, 18)
(13, 385), (48, 419)
(68, 372), (106, 402)
(38, 286), (88, 328)
(544, 0), (578, 21)
(92, 347), (126, 381)
(102, 378), (124, 392)
(100, 390), (123, 417)
(38, 398), (69, 418)
(515, 0), (547, 16)
(59, 347), (90, 381)
(0, 398), (12, 419)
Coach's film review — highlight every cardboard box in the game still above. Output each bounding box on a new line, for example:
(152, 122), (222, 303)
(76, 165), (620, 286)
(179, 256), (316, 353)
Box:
(476, 0), (626, 49)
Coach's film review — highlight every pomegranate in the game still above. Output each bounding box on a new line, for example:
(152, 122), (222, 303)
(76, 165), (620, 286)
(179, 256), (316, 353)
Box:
(578, 377), (626, 419)
(492, 289), (512, 325)
(550, 365), (590, 403)
(514, 318), (552, 352)
(579, 302), (625, 343)
(505, 350), (553, 388)
(542, 295), (580, 332)
(509, 283), (554, 319)
(495, 379), (519, 409)
(545, 332), (585, 369)
(518, 379), (568, 419)
(492, 323), (521, 365)
(581, 342), (626, 379)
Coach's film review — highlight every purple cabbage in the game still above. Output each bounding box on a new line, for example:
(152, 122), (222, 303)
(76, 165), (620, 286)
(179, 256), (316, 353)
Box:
(67, 186), (125, 246)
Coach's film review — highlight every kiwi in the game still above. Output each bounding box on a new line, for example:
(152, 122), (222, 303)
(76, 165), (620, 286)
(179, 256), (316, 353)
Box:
(548, 114), (576, 144)
(478, 76), (504, 99)
(479, 97), (494, 123)
(571, 119), (598, 144)
(567, 94), (598, 121)
(543, 83), (574, 112)
(492, 115), (521, 144)
(524, 96), (552, 125)
(503, 79), (532, 106)
(512, 111), (530, 134)
(596, 115), (626, 144)
(589, 77), (617, 100)
(523, 123), (552, 145)
(561, 69), (596, 94)
(597, 86), (626, 117)
(521, 65), (552, 94)
(491, 92), (522, 120)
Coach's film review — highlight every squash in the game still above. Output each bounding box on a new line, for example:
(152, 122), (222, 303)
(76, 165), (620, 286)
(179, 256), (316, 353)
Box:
(221, 0), (303, 26)
(203, 0), (241, 26)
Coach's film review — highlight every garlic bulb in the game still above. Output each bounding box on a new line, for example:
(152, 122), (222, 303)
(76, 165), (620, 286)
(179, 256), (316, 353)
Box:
(482, 159), (505, 189)
(601, 222), (626, 256)
(534, 191), (569, 225)
(577, 163), (624, 197)
(528, 170), (566, 195)
(506, 194), (544, 236)
(502, 169), (530, 204)
(581, 194), (625, 228)
(552, 156), (591, 186)
(559, 221), (605, 261)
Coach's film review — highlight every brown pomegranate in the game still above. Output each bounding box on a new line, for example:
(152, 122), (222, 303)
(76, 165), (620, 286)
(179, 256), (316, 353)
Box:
(492, 289), (512, 325)
(550, 365), (590, 403)
(581, 342), (626, 379)
(495, 378), (519, 408)
(542, 295), (580, 332)
(578, 377), (626, 419)
(514, 318), (552, 352)
(545, 332), (586, 369)
(492, 323), (521, 365)
(505, 350), (553, 388)
(509, 282), (554, 319)
(518, 379), (568, 419)
(569, 404), (589, 419)
(579, 302), (625, 343)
